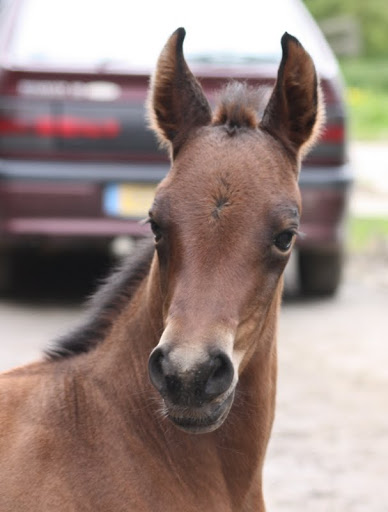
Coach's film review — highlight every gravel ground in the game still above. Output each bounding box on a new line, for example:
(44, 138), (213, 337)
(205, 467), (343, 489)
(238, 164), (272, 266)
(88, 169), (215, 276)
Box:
(264, 263), (388, 511)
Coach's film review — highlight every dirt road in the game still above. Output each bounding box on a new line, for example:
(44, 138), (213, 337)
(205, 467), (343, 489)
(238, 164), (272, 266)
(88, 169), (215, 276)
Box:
(265, 268), (388, 511)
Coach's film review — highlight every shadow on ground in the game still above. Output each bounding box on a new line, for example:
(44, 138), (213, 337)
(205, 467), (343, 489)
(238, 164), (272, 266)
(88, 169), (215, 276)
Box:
(4, 249), (115, 305)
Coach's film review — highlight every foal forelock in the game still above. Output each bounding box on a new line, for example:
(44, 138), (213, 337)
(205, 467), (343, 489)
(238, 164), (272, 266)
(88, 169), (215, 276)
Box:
(212, 82), (272, 134)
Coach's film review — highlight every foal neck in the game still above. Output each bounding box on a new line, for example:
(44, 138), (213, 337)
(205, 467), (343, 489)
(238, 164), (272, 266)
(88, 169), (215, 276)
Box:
(72, 255), (280, 511)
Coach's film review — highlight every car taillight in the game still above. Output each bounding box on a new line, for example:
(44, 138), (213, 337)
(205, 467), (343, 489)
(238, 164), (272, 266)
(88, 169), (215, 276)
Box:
(0, 116), (29, 135)
(301, 76), (347, 167)
(0, 114), (120, 139)
(320, 123), (345, 144)
(303, 117), (347, 166)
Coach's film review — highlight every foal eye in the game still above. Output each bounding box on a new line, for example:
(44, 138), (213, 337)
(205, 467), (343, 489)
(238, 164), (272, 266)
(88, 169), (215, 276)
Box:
(273, 230), (296, 252)
(149, 219), (163, 242)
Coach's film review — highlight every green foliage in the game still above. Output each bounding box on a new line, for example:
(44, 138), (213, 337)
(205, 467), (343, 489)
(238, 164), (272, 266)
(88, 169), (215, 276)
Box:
(304, 0), (388, 139)
(347, 89), (388, 140)
(340, 58), (388, 140)
(304, 0), (388, 57)
(341, 58), (388, 91)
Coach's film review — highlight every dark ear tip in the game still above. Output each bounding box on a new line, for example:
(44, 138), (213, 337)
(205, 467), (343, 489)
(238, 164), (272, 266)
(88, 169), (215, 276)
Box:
(174, 27), (186, 45)
(281, 32), (302, 51)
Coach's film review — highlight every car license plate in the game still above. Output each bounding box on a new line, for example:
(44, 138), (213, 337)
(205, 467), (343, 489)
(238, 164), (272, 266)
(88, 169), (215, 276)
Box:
(103, 183), (157, 218)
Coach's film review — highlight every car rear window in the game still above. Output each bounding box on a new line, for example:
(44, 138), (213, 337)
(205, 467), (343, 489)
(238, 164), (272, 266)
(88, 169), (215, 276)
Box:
(5, 0), (335, 74)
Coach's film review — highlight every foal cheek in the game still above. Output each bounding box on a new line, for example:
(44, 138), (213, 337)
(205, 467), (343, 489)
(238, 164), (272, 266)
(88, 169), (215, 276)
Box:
(154, 248), (182, 323)
(230, 266), (285, 364)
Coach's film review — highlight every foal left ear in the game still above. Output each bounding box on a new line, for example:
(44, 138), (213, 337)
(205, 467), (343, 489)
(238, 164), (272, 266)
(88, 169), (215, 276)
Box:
(148, 28), (212, 157)
(261, 33), (324, 161)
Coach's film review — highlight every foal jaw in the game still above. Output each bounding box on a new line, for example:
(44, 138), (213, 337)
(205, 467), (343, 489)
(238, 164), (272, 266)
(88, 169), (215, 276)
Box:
(165, 389), (236, 434)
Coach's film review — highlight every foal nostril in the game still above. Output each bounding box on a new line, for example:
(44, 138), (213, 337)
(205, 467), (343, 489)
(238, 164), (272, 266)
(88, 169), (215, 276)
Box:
(148, 347), (165, 392)
(148, 348), (184, 403)
(205, 352), (234, 398)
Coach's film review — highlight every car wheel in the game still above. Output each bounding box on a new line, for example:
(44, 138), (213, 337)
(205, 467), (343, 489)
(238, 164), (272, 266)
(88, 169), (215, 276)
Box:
(298, 249), (343, 297)
(0, 249), (13, 295)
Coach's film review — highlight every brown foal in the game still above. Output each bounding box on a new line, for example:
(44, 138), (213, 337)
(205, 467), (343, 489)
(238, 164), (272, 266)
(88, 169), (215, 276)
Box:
(0, 28), (323, 511)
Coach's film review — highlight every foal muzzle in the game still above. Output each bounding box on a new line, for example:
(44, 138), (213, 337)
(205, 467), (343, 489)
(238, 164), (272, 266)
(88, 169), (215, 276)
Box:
(148, 346), (235, 433)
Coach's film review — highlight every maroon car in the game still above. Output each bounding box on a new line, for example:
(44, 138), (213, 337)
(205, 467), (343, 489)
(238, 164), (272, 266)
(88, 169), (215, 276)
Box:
(0, 0), (351, 295)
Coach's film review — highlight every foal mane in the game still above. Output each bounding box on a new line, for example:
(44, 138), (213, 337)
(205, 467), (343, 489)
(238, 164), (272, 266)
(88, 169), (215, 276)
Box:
(46, 239), (155, 359)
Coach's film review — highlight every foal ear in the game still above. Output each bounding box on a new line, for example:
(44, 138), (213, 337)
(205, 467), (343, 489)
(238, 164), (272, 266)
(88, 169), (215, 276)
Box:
(148, 28), (212, 156)
(261, 33), (324, 160)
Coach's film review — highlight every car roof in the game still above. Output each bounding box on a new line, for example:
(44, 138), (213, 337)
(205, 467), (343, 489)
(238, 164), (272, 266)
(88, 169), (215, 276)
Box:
(0, 0), (338, 79)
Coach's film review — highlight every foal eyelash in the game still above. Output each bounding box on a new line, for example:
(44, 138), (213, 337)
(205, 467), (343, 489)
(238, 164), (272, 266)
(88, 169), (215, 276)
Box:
(295, 229), (306, 240)
(139, 216), (152, 226)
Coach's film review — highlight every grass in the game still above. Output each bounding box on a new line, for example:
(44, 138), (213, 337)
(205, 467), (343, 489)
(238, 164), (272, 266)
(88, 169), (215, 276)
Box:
(345, 88), (388, 140)
(348, 216), (388, 252)
(340, 58), (388, 141)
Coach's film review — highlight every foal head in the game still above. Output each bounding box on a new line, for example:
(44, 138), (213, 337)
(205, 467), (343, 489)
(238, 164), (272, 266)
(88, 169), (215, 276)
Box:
(147, 29), (323, 433)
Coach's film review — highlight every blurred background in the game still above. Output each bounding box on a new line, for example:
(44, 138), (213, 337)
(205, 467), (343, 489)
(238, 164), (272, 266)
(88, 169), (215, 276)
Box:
(305, 0), (388, 267)
(0, 0), (387, 510)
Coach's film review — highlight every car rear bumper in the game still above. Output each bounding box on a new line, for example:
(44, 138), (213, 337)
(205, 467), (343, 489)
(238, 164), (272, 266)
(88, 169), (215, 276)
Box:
(0, 159), (165, 244)
(0, 159), (168, 183)
(0, 159), (352, 248)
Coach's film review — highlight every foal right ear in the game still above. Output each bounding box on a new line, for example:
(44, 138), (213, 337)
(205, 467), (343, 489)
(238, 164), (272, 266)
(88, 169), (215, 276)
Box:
(261, 33), (324, 161)
(147, 28), (212, 157)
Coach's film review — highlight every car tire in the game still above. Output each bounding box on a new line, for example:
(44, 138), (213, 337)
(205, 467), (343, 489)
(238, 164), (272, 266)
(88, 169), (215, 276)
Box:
(0, 249), (13, 295)
(298, 249), (343, 297)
